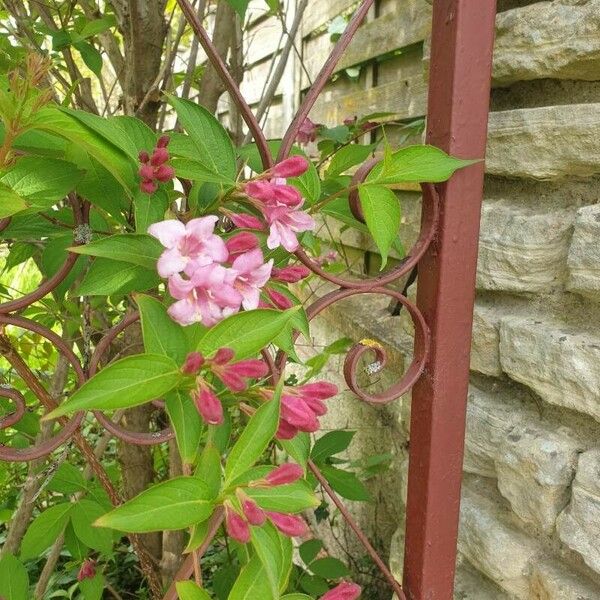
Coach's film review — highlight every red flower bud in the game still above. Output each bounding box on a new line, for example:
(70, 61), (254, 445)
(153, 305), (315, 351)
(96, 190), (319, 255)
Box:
(230, 213), (264, 230)
(140, 179), (158, 194)
(320, 582), (362, 600)
(272, 265), (311, 283)
(77, 559), (96, 582)
(138, 150), (150, 163)
(154, 164), (175, 183)
(150, 146), (169, 166)
(241, 498), (266, 526)
(267, 511), (307, 538)
(276, 419), (299, 440)
(193, 384), (223, 425)
(139, 164), (155, 180)
(212, 347), (235, 366)
(265, 463), (303, 486)
(271, 156), (309, 179)
(157, 135), (170, 148)
(182, 352), (204, 375)
(266, 287), (294, 310)
(225, 506), (251, 544)
(225, 232), (259, 256)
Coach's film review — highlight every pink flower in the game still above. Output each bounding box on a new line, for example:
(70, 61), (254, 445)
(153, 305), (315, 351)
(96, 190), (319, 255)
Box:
(192, 382), (223, 425)
(240, 497), (266, 526)
(320, 582), (362, 600)
(265, 463), (303, 486)
(181, 351), (204, 375)
(209, 347), (269, 392)
(149, 216), (228, 278)
(138, 136), (175, 193)
(271, 156), (309, 178)
(167, 264), (240, 327)
(267, 512), (307, 537)
(229, 213), (265, 230)
(77, 559), (96, 582)
(296, 117), (318, 145)
(272, 265), (311, 283)
(246, 180), (302, 208)
(225, 506), (251, 544)
(281, 394), (320, 432)
(264, 203), (315, 252)
(229, 249), (273, 311)
(225, 232), (259, 257)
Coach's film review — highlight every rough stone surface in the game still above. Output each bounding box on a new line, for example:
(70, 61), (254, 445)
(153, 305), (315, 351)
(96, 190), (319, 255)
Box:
(530, 559), (600, 600)
(471, 302), (504, 376)
(487, 104), (600, 180)
(495, 422), (583, 533)
(499, 317), (600, 422)
(477, 202), (574, 292)
(494, 0), (600, 86)
(454, 557), (513, 600)
(567, 203), (600, 300)
(458, 481), (541, 599)
(557, 449), (600, 573)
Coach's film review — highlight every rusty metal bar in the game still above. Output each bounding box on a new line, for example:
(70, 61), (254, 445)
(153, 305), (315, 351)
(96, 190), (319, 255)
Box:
(402, 2), (497, 599)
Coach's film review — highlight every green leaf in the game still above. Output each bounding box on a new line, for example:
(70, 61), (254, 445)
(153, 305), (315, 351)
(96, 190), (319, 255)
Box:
(171, 157), (236, 185)
(281, 595), (312, 600)
(168, 96), (236, 182)
(0, 553), (29, 600)
(75, 41), (103, 76)
(310, 557), (350, 579)
(176, 581), (212, 600)
(40, 234), (86, 301)
(358, 184), (400, 268)
(366, 144), (478, 185)
(135, 189), (169, 232)
(319, 465), (371, 502)
(225, 0), (250, 19)
(137, 294), (188, 363)
(77, 258), (160, 296)
(96, 477), (214, 532)
(246, 482), (318, 513)
(311, 430), (355, 463)
(46, 354), (182, 418)
(224, 383), (282, 484)
(0, 157), (84, 208)
(185, 519), (210, 553)
(280, 431), (310, 468)
(69, 233), (163, 270)
(47, 462), (88, 494)
(71, 500), (113, 555)
(64, 523), (87, 561)
(299, 539), (323, 565)
(198, 307), (306, 360)
(112, 115), (156, 153)
(326, 144), (373, 176)
(196, 443), (222, 497)
(227, 554), (274, 600)
(79, 572), (104, 600)
(79, 15), (117, 39)
(21, 503), (72, 560)
(251, 523), (292, 596)
(0, 182), (28, 218)
(165, 390), (203, 466)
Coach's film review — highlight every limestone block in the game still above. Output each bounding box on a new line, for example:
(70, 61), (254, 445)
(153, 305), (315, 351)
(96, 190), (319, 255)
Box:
(495, 423), (582, 533)
(471, 303), (503, 376)
(567, 203), (600, 300)
(455, 557), (513, 600)
(477, 202), (574, 292)
(487, 104), (600, 180)
(494, 0), (600, 86)
(459, 483), (541, 598)
(499, 317), (600, 422)
(557, 449), (600, 574)
(530, 559), (600, 600)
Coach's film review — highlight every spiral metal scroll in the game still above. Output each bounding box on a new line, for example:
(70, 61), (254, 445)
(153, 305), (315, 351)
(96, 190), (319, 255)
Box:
(0, 1), (440, 598)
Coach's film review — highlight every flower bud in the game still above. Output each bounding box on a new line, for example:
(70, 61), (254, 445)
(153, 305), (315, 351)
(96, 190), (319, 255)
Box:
(140, 180), (158, 194)
(271, 156), (309, 178)
(77, 559), (96, 582)
(139, 164), (155, 180)
(225, 232), (259, 256)
(193, 384), (223, 425)
(320, 582), (362, 600)
(266, 287), (294, 310)
(276, 419), (299, 440)
(265, 463), (303, 486)
(212, 347), (235, 366)
(225, 506), (251, 544)
(150, 146), (169, 166)
(154, 164), (175, 183)
(267, 512), (307, 538)
(272, 265), (311, 283)
(230, 213), (264, 230)
(240, 497), (266, 526)
(138, 150), (150, 163)
(157, 135), (171, 148)
(182, 352), (204, 375)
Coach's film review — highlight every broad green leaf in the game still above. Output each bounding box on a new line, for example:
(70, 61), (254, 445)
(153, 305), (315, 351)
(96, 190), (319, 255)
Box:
(40, 234), (86, 301)
(47, 462), (88, 494)
(366, 144), (478, 185)
(46, 354), (182, 418)
(227, 554), (274, 600)
(319, 465), (371, 502)
(311, 430), (355, 463)
(251, 523), (292, 596)
(310, 557), (350, 579)
(280, 431), (310, 468)
(246, 482), (318, 513)
(185, 518), (210, 553)
(226, 0), (250, 19)
(69, 233), (163, 270)
(75, 41), (103, 76)
(71, 500), (113, 555)
(299, 539), (323, 565)
(196, 443), (222, 497)
(281, 595), (312, 600)
(358, 184), (400, 268)
(165, 390), (203, 466)
(224, 385), (281, 484)
(79, 15), (117, 39)
(77, 258), (160, 296)
(112, 115), (156, 152)
(79, 572), (104, 600)
(21, 503), (72, 560)
(96, 477), (214, 532)
(1, 157), (83, 206)
(135, 189), (169, 232)
(198, 307), (305, 360)
(137, 294), (189, 363)
(326, 144), (373, 176)
(0, 553), (29, 600)
(171, 157), (236, 185)
(168, 96), (236, 182)
(176, 581), (212, 600)
(0, 182), (28, 218)
(64, 523), (87, 561)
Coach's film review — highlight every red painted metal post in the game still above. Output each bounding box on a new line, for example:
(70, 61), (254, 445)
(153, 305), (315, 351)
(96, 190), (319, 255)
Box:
(402, 2), (497, 599)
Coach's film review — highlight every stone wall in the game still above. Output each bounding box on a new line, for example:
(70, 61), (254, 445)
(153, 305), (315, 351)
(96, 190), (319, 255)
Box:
(239, 1), (600, 598)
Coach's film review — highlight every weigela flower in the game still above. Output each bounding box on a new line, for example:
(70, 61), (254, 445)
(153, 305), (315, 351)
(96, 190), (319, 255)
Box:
(265, 463), (304, 486)
(296, 117), (318, 145)
(181, 351), (204, 375)
(320, 582), (362, 600)
(192, 381), (223, 425)
(149, 216), (228, 279)
(225, 504), (251, 544)
(225, 232), (260, 258)
(236, 491), (267, 526)
(270, 156), (309, 179)
(208, 347), (269, 392)
(229, 248), (273, 311)
(272, 265), (311, 283)
(138, 136), (175, 193)
(266, 511), (307, 537)
(245, 180), (302, 207)
(77, 559), (96, 582)
(264, 286), (294, 310)
(263, 202), (315, 252)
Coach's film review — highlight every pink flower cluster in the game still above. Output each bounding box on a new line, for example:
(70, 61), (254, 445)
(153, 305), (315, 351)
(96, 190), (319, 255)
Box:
(225, 463), (307, 543)
(267, 382), (338, 440)
(230, 156), (316, 253)
(148, 217), (273, 327)
(138, 135), (175, 194)
(296, 117), (319, 145)
(181, 349), (268, 425)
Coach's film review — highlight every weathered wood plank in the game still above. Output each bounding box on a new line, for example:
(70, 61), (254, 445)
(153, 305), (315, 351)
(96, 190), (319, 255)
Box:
(302, 0), (358, 36)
